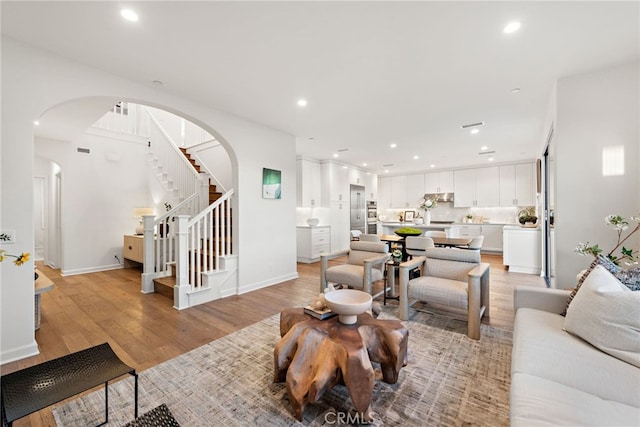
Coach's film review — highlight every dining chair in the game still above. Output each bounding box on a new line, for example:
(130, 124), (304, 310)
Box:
(461, 235), (484, 251)
(424, 231), (446, 238)
(405, 236), (435, 258)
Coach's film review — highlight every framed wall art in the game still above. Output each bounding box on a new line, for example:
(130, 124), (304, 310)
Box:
(262, 168), (282, 199)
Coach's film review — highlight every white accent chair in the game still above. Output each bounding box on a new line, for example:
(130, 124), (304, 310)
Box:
(320, 241), (390, 295)
(405, 236), (435, 258)
(350, 230), (362, 241)
(398, 248), (490, 340)
(360, 234), (381, 242)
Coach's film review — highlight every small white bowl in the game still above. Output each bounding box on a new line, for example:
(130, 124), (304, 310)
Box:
(324, 289), (372, 324)
(306, 218), (320, 226)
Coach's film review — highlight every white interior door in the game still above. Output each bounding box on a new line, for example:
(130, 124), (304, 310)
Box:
(33, 176), (46, 261)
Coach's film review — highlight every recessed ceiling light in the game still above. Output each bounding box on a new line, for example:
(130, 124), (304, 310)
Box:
(430, 164), (435, 168)
(33, 120), (40, 126)
(470, 129), (479, 135)
(296, 99), (308, 107)
(333, 153), (339, 158)
(481, 146), (488, 151)
(413, 155), (419, 160)
(488, 157), (495, 162)
(511, 87), (521, 93)
(503, 21), (521, 34)
(120, 9), (139, 22)
(362, 162), (367, 167)
(384, 169), (390, 174)
(390, 143), (397, 148)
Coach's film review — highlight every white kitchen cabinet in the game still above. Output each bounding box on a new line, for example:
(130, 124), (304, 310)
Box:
(480, 224), (503, 253)
(503, 226), (541, 274)
(296, 158), (322, 208)
(406, 173), (425, 209)
(424, 171), (454, 193)
(330, 201), (350, 252)
(391, 175), (409, 208)
(378, 176), (392, 209)
(453, 169), (476, 207)
(296, 226), (331, 263)
(499, 163), (536, 207)
(362, 170), (378, 200)
(454, 167), (499, 207)
(458, 224), (482, 238)
(321, 162), (349, 204)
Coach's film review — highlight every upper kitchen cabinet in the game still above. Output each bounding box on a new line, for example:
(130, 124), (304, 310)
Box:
(321, 162), (349, 204)
(321, 161), (378, 205)
(378, 176), (392, 209)
(406, 173), (425, 208)
(499, 163), (536, 207)
(391, 175), (409, 208)
(424, 171), (454, 193)
(296, 158), (322, 208)
(454, 166), (500, 207)
(349, 168), (377, 200)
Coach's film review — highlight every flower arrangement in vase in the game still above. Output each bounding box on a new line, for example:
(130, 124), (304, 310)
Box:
(575, 214), (639, 266)
(419, 195), (438, 225)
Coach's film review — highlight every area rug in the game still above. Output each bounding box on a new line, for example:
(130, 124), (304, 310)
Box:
(52, 306), (512, 426)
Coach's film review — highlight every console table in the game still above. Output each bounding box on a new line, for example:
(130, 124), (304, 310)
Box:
(1, 343), (138, 426)
(274, 308), (408, 421)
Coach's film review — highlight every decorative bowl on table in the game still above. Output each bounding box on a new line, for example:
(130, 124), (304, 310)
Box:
(394, 227), (423, 238)
(324, 289), (372, 325)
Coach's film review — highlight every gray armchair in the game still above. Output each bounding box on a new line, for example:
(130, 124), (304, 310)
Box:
(320, 241), (390, 295)
(398, 248), (490, 340)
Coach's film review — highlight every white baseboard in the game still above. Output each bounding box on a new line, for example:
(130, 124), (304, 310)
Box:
(237, 272), (299, 295)
(61, 263), (123, 276)
(1, 340), (39, 365)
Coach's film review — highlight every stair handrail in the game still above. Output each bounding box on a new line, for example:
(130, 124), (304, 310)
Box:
(144, 107), (200, 176)
(174, 189), (234, 297)
(184, 141), (228, 194)
(154, 192), (199, 226)
(188, 188), (234, 226)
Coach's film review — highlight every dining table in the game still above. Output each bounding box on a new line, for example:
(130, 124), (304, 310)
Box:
(379, 234), (472, 249)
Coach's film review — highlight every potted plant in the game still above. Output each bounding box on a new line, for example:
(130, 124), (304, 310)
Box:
(517, 207), (538, 226)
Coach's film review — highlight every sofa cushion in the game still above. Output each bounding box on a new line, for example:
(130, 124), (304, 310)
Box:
(512, 308), (640, 407)
(511, 373), (640, 427)
(564, 255), (640, 315)
(564, 265), (640, 368)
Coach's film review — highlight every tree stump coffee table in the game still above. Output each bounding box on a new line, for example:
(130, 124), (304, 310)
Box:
(274, 307), (408, 421)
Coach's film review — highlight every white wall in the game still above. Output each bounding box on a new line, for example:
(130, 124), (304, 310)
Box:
(36, 134), (153, 275)
(1, 38), (297, 363)
(554, 61), (640, 286)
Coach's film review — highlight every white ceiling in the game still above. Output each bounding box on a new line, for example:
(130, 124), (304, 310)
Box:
(2, 1), (638, 175)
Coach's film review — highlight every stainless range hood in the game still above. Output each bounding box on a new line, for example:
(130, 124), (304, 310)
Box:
(425, 193), (454, 202)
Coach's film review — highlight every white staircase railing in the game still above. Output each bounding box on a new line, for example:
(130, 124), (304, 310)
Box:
(173, 190), (234, 309)
(145, 107), (200, 201)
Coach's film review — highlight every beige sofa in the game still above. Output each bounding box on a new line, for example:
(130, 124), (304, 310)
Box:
(511, 286), (640, 426)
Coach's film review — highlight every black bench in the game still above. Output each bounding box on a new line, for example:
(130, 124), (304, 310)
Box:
(1, 342), (138, 426)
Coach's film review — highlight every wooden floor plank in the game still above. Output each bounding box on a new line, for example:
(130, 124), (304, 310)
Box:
(1, 254), (544, 426)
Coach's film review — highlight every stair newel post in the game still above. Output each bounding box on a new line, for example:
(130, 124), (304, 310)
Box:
(174, 215), (191, 310)
(141, 214), (156, 294)
(198, 173), (209, 212)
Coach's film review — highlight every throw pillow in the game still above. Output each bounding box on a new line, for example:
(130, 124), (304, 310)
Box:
(562, 255), (639, 315)
(564, 265), (640, 368)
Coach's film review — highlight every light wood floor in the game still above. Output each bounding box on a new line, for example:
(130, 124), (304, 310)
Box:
(2, 254), (544, 426)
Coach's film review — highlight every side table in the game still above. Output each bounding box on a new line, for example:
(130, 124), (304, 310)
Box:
(384, 261), (400, 305)
(274, 308), (408, 421)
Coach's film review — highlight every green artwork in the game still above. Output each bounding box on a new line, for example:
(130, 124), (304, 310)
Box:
(262, 168), (281, 199)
